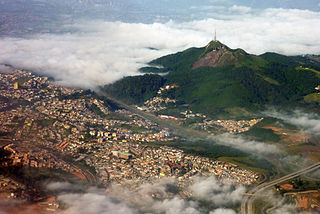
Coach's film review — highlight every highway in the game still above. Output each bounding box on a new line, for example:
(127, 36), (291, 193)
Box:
(99, 92), (209, 141)
(41, 144), (97, 184)
(240, 162), (320, 214)
(69, 162), (97, 184)
(100, 93), (320, 214)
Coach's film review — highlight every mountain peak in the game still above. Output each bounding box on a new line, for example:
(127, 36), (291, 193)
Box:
(192, 40), (230, 69)
(192, 40), (248, 70)
(205, 40), (229, 51)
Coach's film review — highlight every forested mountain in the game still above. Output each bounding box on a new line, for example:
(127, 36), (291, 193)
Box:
(103, 41), (320, 117)
(103, 74), (166, 104)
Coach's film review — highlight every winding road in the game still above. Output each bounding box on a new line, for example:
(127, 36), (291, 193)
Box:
(240, 162), (320, 214)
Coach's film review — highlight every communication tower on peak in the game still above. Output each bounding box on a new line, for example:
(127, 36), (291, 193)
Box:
(214, 30), (217, 42)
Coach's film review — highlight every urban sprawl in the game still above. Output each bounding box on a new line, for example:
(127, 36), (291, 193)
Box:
(0, 69), (260, 210)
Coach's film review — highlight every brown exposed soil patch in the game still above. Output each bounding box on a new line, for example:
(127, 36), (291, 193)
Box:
(263, 126), (282, 131)
(263, 126), (309, 145)
(192, 48), (225, 69)
(280, 183), (294, 191)
(296, 192), (320, 212)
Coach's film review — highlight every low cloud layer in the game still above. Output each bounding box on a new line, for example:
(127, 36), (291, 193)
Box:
(209, 133), (280, 155)
(0, 21), (208, 89)
(209, 209), (236, 214)
(189, 176), (246, 205)
(0, 7), (319, 89)
(0, 65), (14, 73)
(59, 192), (137, 214)
(55, 176), (243, 214)
(264, 109), (320, 136)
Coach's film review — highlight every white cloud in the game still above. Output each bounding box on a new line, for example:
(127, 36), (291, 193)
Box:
(189, 176), (246, 205)
(210, 209), (237, 214)
(47, 181), (77, 191)
(209, 134), (280, 155)
(53, 177), (242, 214)
(264, 109), (320, 136)
(0, 8), (319, 89)
(59, 192), (138, 214)
(0, 21), (209, 89)
(229, 5), (252, 13)
(190, 5), (226, 11)
(151, 197), (200, 214)
(208, 0), (227, 3)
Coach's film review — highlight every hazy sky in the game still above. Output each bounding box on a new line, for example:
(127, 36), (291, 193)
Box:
(0, 0), (320, 88)
(1, 0), (320, 27)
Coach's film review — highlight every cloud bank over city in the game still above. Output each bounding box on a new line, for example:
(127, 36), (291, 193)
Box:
(0, 178), (245, 214)
(55, 177), (244, 214)
(0, 7), (320, 89)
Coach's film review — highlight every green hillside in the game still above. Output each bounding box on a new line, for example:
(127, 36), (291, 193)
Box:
(103, 74), (166, 104)
(103, 41), (320, 117)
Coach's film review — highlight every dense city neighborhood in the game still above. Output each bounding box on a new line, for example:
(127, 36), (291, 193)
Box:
(0, 69), (260, 210)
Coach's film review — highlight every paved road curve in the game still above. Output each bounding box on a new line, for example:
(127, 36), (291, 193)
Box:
(241, 162), (320, 214)
(99, 93), (320, 214)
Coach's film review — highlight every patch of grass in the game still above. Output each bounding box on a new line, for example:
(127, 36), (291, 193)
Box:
(64, 128), (72, 137)
(36, 119), (56, 126)
(218, 156), (271, 175)
(89, 103), (106, 118)
(117, 124), (149, 133)
(105, 113), (130, 121)
(253, 198), (273, 214)
(157, 107), (187, 118)
(296, 66), (320, 77)
(16, 77), (31, 85)
(304, 93), (320, 104)
(244, 126), (281, 142)
(146, 139), (274, 173)
(256, 73), (280, 85)
(222, 107), (254, 119)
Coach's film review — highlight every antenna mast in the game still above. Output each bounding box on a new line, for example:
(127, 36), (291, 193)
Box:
(214, 30), (217, 42)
